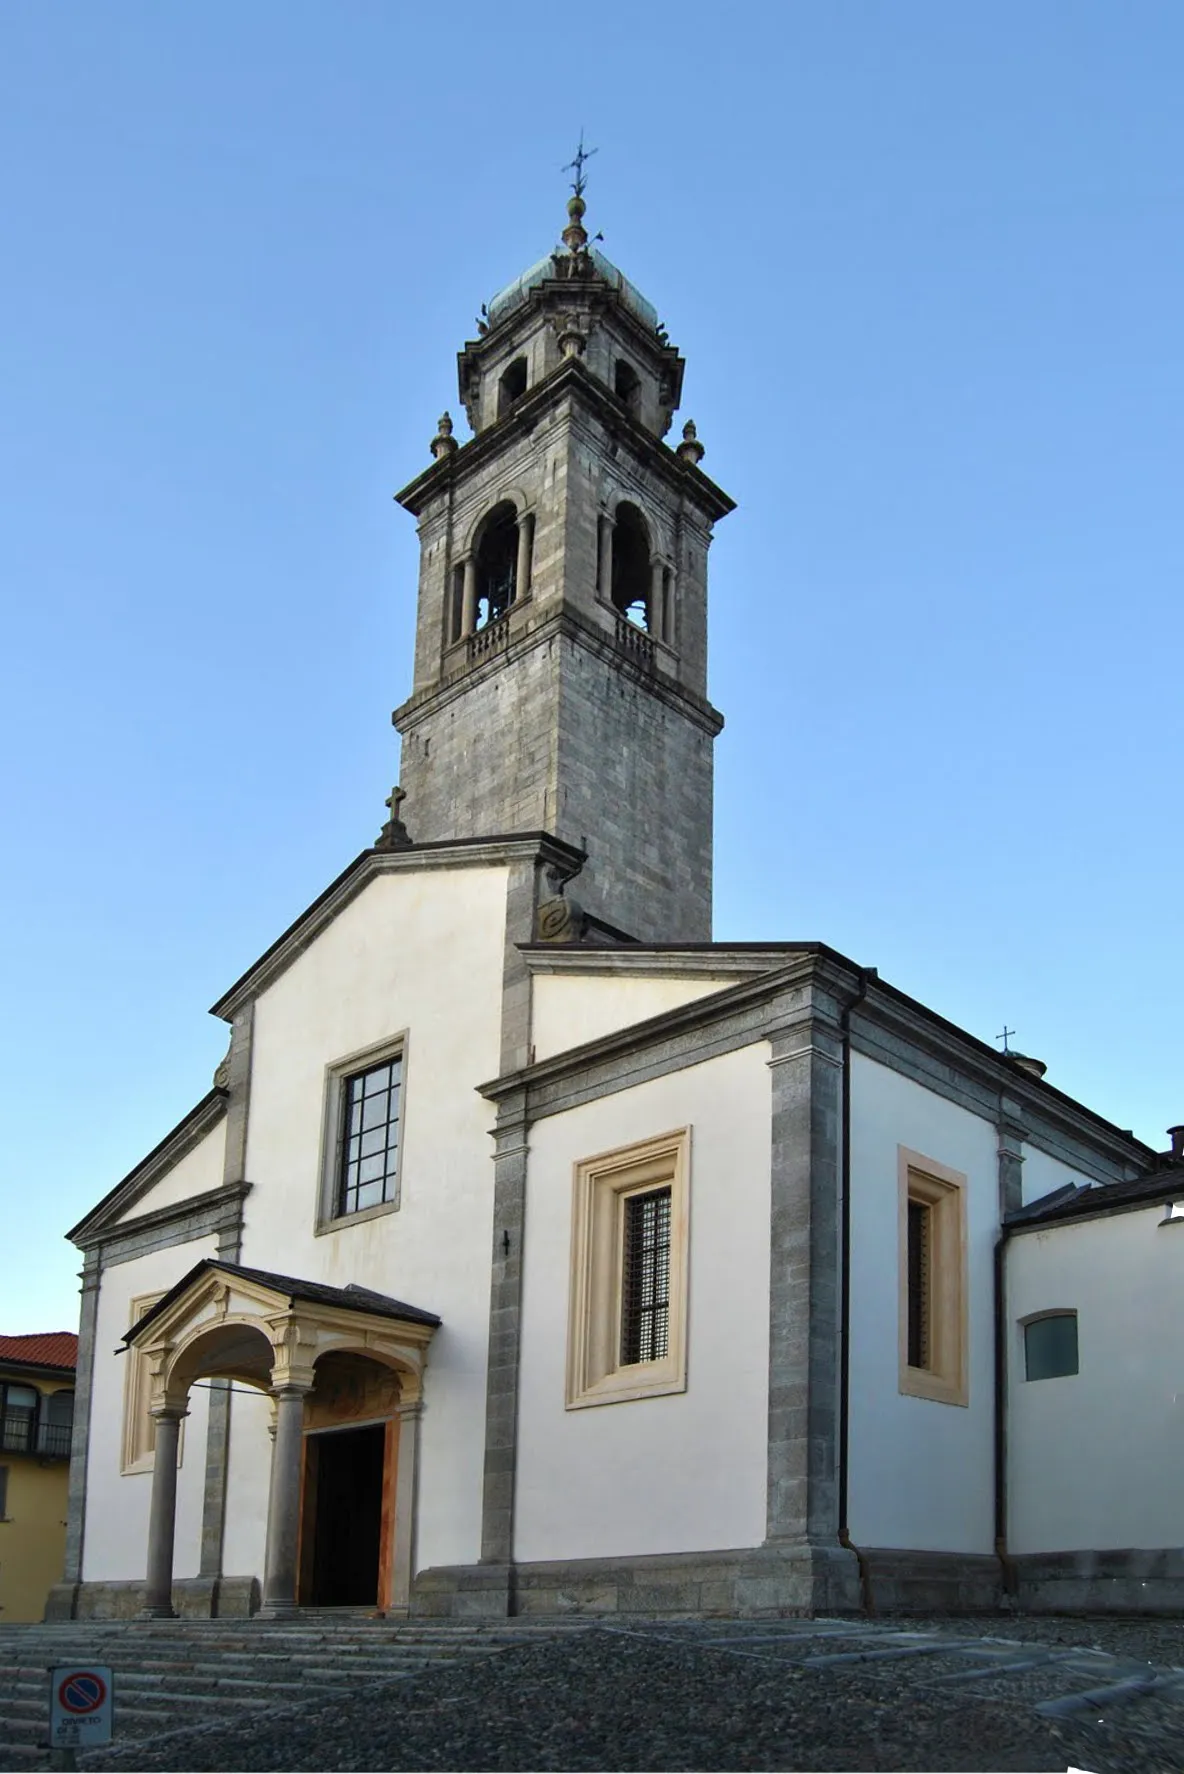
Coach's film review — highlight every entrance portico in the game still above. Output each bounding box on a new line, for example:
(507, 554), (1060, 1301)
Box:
(126, 1260), (439, 1619)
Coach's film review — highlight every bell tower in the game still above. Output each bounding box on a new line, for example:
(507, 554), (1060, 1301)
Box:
(391, 173), (734, 942)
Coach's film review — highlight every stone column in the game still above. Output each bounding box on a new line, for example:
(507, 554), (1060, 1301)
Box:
(515, 512), (533, 600)
(141, 1407), (185, 1618)
(597, 515), (614, 602)
(650, 559), (665, 636)
(460, 557), (477, 637)
(260, 1385), (309, 1616)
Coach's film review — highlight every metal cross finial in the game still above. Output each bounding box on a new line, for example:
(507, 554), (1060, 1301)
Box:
(563, 132), (598, 199)
(996, 1025), (1016, 1054)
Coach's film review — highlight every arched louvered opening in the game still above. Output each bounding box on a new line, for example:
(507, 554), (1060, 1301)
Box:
(611, 502), (652, 630)
(475, 502), (519, 630)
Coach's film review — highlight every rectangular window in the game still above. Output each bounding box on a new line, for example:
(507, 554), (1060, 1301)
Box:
(0, 1385), (38, 1455)
(567, 1129), (690, 1409)
(620, 1187), (672, 1366)
(36, 1390), (74, 1459)
(1024, 1312), (1078, 1381)
(338, 1056), (403, 1218)
(898, 1147), (969, 1407)
(317, 1037), (408, 1232)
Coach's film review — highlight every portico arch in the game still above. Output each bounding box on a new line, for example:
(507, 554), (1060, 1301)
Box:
(126, 1259), (439, 1620)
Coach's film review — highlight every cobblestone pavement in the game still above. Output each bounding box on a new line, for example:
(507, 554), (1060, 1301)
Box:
(5, 1613), (1183, 1771)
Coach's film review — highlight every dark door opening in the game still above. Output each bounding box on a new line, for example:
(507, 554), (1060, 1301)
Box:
(309, 1423), (385, 1607)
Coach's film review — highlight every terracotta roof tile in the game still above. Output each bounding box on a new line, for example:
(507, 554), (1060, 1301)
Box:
(0, 1332), (78, 1372)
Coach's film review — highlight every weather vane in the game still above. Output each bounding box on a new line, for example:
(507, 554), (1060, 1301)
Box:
(563, 132), (598, 199)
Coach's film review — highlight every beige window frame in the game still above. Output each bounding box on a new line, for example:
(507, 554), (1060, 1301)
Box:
(121, 1293), (184, 1474)
(315, 1032), (409, 1235)
(897, 1147), (968, 1407)
(566, 1127), (690, 1410)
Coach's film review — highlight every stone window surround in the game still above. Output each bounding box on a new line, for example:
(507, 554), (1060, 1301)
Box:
(314, 1031), (409, 1237)
(122, 1292), (185, 1475)
(447, 502), (536, 647)
(897, 1146), (969, 1408)
(566, 1126), (690, 1410)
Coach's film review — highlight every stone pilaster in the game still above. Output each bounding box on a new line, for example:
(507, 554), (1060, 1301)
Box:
(998, 1097), (1027, 1219)
(477, 1091), (529, 1612)
(760, 988), (861, 1609)
(47, 1251), (102, 1618)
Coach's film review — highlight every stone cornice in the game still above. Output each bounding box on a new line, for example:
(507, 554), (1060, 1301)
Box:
(479, 952), (850, 1109)
(67, 1090), (229, 1247)
(394, 358), (735, 525)
(70, 1182), (252, 1262)
(521, 944), (809, 980)
(393, 604), (724, 737)
(479, 945), (1154, 1180)
(856, 979), (1154, 1176)
(208, 834), (585, 1022)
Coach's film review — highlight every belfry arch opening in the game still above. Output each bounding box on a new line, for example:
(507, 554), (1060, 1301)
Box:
(610, 503), (652, 630)
(474, 502), (519, 629)
(498, 357), (528, 416)
(614, 359), (641, 417)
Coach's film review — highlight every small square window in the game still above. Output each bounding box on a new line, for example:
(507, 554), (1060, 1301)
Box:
(317, 1039), (407, 1232)
(1024, 1312), (1078, 1381)
(567, 1129), (690, 1409)
(898, 1147), (968, 1407)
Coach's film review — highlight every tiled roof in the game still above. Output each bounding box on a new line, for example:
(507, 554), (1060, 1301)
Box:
(1008, 1162), (1184, 1228)
(125, 1261), (440, 1347)
(0, 1332), (78, 1372)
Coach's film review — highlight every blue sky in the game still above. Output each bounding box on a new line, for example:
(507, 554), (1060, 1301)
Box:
(2, 3), (1182, 1332)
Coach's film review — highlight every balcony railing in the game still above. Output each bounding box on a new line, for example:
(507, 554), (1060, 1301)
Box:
(614, 614), (655, 670)
(468, 614), (511, 662)
(37, 1422), (73, 1459)
(1, 1414), (73, 1458)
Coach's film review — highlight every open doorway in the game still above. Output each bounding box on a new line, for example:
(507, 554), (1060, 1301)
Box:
(306, 1424), (385, 1607)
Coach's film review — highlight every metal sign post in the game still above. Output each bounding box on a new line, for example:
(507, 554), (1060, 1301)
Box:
(49, 1666), (114, 1769)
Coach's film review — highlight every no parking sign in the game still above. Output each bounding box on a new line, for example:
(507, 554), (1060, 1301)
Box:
(49, 1666), (114, 1748)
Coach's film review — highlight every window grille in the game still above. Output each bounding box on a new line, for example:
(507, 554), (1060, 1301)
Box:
(620, 1187), (671, 1365)
(339, 1056), (403, 1217)
(906, 1198), (932, 1369)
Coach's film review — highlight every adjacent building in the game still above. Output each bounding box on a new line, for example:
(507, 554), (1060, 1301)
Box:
(0, 1333), (76, 1622)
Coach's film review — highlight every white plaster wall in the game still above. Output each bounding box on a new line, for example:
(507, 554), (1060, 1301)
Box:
(515, 1044), (771, 1562)
(83, 1236), (218, 1582)
(238, 863), (509, 1574)
(1020, 1143), (1097, 1209)
(531, 973), (738, 1061)
(1007, 1207), (1184, 1552)
(220, 1384), (273, 1578)
(847, 1055), (998, 1553)
(112, 1117), (227, 1223)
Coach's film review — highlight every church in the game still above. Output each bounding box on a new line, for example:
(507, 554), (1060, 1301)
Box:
(50, 180), (1184, 1624)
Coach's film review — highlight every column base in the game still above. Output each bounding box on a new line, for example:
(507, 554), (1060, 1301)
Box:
(137, 1604), (178, 1620)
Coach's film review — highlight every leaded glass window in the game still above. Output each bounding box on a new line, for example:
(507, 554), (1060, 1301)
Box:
(338, 1056), (403, 1217)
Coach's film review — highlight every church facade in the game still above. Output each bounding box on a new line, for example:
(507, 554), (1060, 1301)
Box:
(51, 188), (1183, 1624)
